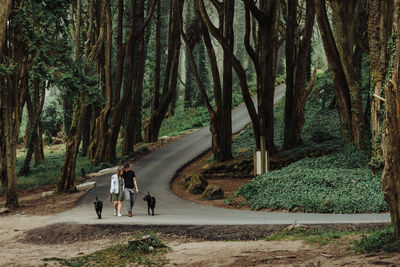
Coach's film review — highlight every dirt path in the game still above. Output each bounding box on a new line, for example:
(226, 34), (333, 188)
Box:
(1, 214), (399, 266)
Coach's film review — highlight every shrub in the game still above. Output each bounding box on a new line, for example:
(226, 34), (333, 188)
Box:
(353, 227), (400, 253)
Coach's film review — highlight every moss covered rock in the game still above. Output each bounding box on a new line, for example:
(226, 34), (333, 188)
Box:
(202, 184), (224, 200)
(187, 174), (208, 194)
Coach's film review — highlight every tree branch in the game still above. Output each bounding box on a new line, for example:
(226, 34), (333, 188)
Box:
(243, 0), (265, 24)
(244, 3), (260, 77)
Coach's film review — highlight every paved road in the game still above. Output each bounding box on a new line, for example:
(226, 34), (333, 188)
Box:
(51, 84), (390, 225)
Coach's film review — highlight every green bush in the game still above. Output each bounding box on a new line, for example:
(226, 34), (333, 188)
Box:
(353, 227), (400, 253)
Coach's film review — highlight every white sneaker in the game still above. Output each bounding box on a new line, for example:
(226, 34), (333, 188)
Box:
(114, 209), (117, 216)
(118, 213), (122, 217)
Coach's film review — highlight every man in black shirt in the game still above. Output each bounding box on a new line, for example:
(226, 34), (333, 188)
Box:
(122, 162), (139, 217)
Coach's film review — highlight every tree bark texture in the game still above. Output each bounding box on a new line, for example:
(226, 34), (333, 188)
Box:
(192, 0), (236, 162)
(1, 1), (29, 208)
(0, 0), (12, 53)
(381, 0), (400, 239)
(315, 0), (368, 149)
(283, 0), (316, 149)
(330, 0), (366, 150)
(20, 79), (46, 175)
(122, 0), (147, 155)
(368, 0), (394, 173)
(57, 97), (86, 192)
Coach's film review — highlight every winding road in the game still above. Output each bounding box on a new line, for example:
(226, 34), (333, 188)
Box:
(51, 84), (390, 225)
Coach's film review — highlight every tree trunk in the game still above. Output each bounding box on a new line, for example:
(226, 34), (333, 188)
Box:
(89, 0), (112, 164)
(218, 0), (234, 161)
(3, 62), (27, 209)
(1, 1), (29, 208)
(80, 104), (92, 157)
(381, 0), (400, 239)
(145, 0), (161, 141)
(0, 0), (12, 53)
(198, 0), (262, 154)
(368, 0), (394, 173)
(331, 0), (366, 150)
(122, 0), (146, 155)
(20, 79), (45, 175)
(57, 97), (86, 192)
(145, 0), (182, 143)
(314, 0), (353, 143)
(283, 0), (316, 149)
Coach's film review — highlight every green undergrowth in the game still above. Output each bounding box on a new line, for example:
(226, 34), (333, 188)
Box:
(229, 70), (388, 214)
(1, 145), (150, 195)
(158, 90), (244, 137)
(42, 231), (169, 267)
(353, 227), (400, 253)
(265, 226), (361, 246)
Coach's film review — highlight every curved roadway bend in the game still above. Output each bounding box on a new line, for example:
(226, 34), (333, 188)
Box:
(52, 84), (390, 225)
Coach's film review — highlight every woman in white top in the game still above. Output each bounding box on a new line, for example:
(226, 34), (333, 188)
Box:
(110, 167), (125, 216)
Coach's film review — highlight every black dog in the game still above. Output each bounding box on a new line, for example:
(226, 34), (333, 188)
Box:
(143, 192), (156, 216)
(94, 196), (103, 219)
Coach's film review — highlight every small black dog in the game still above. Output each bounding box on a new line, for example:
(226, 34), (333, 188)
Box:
(94, 196), (103, 219)
(143, 192), (156, 216)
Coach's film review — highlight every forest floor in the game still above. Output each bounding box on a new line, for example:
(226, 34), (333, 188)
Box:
(1, 139), (400, 266)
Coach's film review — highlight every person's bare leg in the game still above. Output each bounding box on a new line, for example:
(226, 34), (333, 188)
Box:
(113, 201), (118, 216)
(117, 201), (122, 216)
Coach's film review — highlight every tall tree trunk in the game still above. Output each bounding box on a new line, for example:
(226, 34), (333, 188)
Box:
(192, 0), (235, 162)
(1, 0), (29, 208)
(122, 0), (146, 155)
(20, 78), (45, 175)
(218, 0), (234, 161)
(145, 0), (161, 141)
(0, 0), (9, 186)
(283, 0), (316, 149)
(0, 0), (12, 53)
(381, 0), (400, 238)
(80, 104), (92, 157)
(145, 0), (182, 143)
(314, 0), (353, 143)
(197, 0), (263, 155)
(330, 0), (366, 150)
(89, 0), (111, 164)
(57, 97), (86, 192)
(368, 0), (394, 173)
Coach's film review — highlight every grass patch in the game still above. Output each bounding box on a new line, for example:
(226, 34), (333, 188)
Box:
(42, 231), (169, 267)
(353, 227), (400, 253)
(265, 227), (358, 246)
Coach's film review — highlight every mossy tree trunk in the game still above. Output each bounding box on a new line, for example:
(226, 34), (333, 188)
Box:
(1, 0), (29, 208)
(382, 0), (400, 239)
(57, 97), (86, 192)
(0, 0), (12, 52)
(368, 0), (394, 173)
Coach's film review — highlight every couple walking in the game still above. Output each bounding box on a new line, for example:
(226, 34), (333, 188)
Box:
(110, 162), (139, 217)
